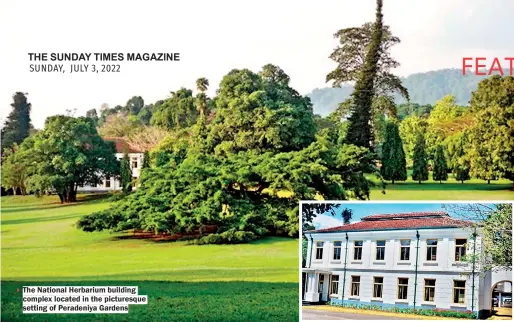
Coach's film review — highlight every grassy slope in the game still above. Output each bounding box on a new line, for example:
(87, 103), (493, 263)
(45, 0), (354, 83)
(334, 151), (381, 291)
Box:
(1, 195), (299, 321)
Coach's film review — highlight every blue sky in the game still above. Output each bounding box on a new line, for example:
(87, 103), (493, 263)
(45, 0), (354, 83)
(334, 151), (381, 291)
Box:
(310, 203), (496, 229)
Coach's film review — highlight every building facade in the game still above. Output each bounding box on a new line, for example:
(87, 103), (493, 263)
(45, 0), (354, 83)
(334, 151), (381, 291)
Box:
(302, 211), (511, 319)
(77, 137), (144, 192)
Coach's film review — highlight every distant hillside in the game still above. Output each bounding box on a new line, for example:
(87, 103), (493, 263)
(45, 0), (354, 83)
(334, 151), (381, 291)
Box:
(307, 68), (509, 116)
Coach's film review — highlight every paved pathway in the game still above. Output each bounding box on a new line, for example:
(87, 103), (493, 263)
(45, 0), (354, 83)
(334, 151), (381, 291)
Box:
(302, 308), (411, 320)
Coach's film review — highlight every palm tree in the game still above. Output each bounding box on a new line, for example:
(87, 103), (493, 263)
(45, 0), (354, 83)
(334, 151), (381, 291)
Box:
(195, 78), (209, 116)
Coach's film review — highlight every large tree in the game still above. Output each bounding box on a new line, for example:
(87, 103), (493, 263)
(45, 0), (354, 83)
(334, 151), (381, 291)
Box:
(22, 115), (118, 203)
(151, 89), (198, 129)
(432, 145), (448, 183)
(380, 122), (407, 184)
(444, 132), (471, 183)
(444, 203), (512, 272)
(1, 92), (32, 153)
(77, 65), (375, 242)
(399, 115), (428, 164)
(411, 134), (429, 184)
(468, 76), (514, 187)
(343, 0), (385, 149)
(1, 144), (29, 194)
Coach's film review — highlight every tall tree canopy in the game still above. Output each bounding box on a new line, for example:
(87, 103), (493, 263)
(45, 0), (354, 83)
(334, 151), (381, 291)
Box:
(468, 76), (514, 187)
(20, 115), (119, 202)
(151, 89), (198, 129)
(1, 92), (32, 153)
(77, 65), (374, 243)
(344, 0), (385, 149)
(432, 145), (448, 183)
(380, 122), (407, 184)
(412, 133), (429, 184)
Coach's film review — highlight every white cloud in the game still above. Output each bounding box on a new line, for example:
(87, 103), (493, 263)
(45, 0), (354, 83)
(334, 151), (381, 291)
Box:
(312, 215), (345, 230)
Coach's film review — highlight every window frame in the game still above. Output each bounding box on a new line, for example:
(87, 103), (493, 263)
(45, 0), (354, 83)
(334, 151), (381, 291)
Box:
(330, 275), (339, 296)
(131, 158), (138, 169)
(105, 177), (111, 188)
(372, 276), (384, 299)
(452, 280), (466, 304)
(426, 239), (438, 261)
(455, 239), (467, 262)
(353, 241), (363, 260)
(376, 240), (386, 261)
(400, 239), (411, 261)
(424, 279), (436, 302)
(333, 241), (342, 261)
(318, 274), (324, 293)
(315, 241), (324, 260)
(350, 275), (360, 297)
(397, 277), (409, 300)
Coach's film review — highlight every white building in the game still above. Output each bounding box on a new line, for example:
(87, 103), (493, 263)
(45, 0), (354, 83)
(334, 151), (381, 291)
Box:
(302, 211), (512, 319)
(77, 137), (144, 192)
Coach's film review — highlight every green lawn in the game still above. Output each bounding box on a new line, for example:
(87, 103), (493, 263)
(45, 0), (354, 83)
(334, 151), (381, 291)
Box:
(369, 173), (513, 200)
(1, 195), (299, 321)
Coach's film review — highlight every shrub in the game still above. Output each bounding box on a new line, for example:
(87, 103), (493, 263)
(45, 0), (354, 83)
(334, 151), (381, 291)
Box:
(198, 229), (258, 245)
(327, 301), (476, 319)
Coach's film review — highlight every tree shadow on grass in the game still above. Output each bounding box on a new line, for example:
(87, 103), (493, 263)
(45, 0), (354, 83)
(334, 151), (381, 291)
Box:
(1, 213), (84, 225)
(1, 280), (298, 322)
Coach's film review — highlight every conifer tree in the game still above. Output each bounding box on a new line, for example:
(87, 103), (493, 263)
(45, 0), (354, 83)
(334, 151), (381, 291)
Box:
(380, 122), (407, 184)
(432, 145), (448, 183)
(346, 0), (384, 149)
(412, 134), (429, 184)
(120, 150), (132, 193)
(1, 92), (32, 153)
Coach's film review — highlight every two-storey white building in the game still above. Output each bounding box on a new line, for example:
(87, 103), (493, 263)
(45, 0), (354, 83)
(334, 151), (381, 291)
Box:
(302, 211), (512, 319)
(77, 137), (144, 192)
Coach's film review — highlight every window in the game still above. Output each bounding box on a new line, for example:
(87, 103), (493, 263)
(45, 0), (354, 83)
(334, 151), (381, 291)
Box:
(330, 275), (339, 295)
(376, 240), (385, 260)
(318, 274), (324, 293)
(315, 241), (324, 260)
(453, 280), (466, 304)
(354, 241), (363, 260)
(424, 279), (436, 302)
(132, 158), (138, 168)
(351, 276), (360, 296)
(426, 239), (438, 261)
(333, 241), (342, 260)
(455, 239), (467, 261)
(400, 239), (410, 260)
(397, 278), (408, 300)
(132, 177), (137, 187)
(105, 177), (111, 188)
(373, 277), (383, 298)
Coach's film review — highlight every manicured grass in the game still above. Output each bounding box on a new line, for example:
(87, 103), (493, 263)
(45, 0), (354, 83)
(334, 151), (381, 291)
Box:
(1, 195), (299, 321)
(369, 172), (513, 200)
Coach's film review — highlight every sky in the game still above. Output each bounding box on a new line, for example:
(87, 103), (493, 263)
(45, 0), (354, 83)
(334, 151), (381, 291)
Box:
(1, 0), (513, 128)
(309, 202), (498, 230)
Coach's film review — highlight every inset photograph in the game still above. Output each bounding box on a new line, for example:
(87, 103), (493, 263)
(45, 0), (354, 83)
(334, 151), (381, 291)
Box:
(301, 202), (513, 320)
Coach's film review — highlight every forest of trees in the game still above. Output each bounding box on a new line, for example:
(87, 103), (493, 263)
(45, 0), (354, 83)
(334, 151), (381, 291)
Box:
(1, 0), (512, 243)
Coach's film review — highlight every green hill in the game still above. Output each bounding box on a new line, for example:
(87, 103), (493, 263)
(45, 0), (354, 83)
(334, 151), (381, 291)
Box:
(307, 68), (510, 116)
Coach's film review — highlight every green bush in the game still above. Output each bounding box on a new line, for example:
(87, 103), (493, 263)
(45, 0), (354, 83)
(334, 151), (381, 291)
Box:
(328, 301), (476, 319)
(198, 229), (257, 245)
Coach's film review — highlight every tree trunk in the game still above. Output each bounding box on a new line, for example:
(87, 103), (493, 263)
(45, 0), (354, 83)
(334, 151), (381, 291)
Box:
(58, 193), (64, 203)
(418, 180), (421, 184)
(392, 179), (395, 184)
(488, 179), (491, 184)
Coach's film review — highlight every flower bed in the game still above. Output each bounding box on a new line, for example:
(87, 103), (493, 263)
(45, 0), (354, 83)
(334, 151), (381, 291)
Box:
(328, 301), (477, 319)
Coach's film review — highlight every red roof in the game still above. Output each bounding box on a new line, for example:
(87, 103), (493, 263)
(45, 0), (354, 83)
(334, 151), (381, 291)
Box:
(308, 211), (473, 233)
(362, 211), (448, 221)
(102, 137), (142, 153)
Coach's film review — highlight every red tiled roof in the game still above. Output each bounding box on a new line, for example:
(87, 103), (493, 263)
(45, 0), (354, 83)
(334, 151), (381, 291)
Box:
(362, 211), (448, 221)
(102, 137), (142, 153)
(308, 212), (472, 233)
